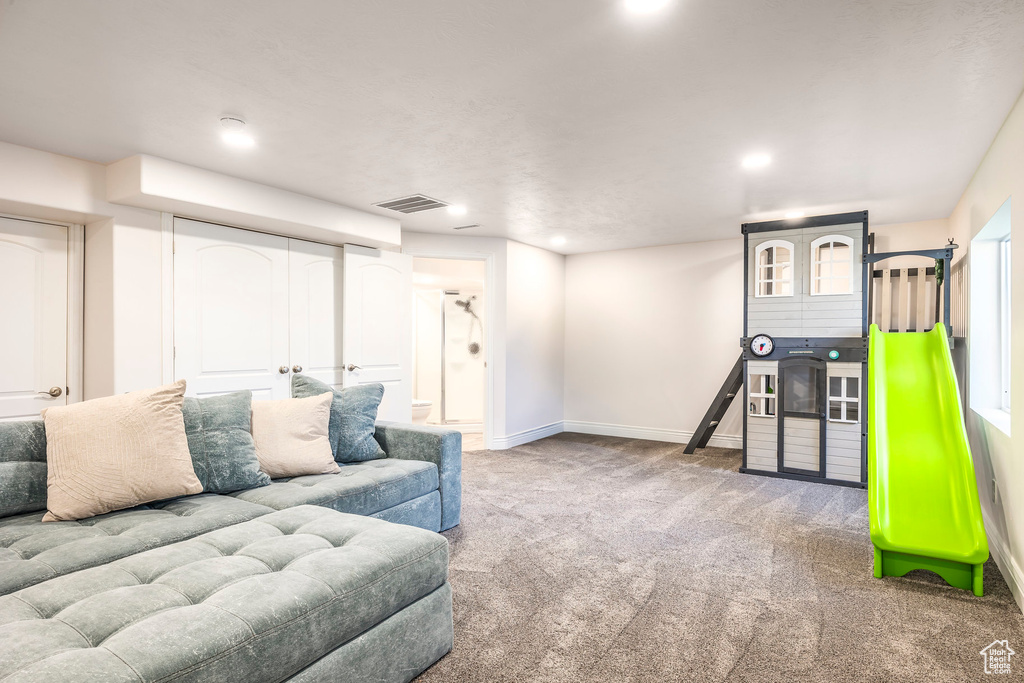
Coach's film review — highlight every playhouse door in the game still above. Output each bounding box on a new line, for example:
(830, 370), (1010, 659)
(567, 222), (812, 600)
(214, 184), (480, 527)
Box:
(778, 358), (826, 477)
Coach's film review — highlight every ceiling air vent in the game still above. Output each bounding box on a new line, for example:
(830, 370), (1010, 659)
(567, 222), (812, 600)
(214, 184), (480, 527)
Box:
(374, 194), (449, 214)
(452, 224), (480, 230)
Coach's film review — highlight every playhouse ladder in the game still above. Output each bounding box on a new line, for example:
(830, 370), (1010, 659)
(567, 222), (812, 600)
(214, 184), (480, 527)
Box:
(684, 355), (744, 454)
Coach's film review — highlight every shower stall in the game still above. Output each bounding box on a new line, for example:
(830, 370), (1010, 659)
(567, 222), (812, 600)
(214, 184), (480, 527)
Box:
(412, 257), (486, 429)
(438, 291), (485, 424)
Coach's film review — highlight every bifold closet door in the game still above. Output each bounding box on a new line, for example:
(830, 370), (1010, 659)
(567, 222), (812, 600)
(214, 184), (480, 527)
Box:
(288, 239), (345, 390)
(0, 216), (68, 420)
(342, 245), (412, 423)
(173, 218), (291, 399)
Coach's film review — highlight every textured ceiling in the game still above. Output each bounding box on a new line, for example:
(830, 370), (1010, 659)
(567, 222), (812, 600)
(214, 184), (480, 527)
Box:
(1, 0), (1023, 253)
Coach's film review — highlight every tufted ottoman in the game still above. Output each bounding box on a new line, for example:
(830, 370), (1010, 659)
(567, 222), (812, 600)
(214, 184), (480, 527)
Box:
(0, 505), (453, 682)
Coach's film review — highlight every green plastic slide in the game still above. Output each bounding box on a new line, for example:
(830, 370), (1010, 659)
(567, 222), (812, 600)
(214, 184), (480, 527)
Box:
(868, 323), (988, 596)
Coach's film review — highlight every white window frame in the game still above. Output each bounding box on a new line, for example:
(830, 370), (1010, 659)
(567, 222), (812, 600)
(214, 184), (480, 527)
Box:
(754, 240), (794, 298)
(1000, 235), (1011, 413)
(748, 372), (777, 418)
(828, 376), (860, 423)
(810, 235), (855, 296)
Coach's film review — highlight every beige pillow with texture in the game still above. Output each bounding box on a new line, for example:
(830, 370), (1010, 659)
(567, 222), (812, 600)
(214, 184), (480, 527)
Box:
(41, 379), (202, 522)
(251, 392), (340, 478)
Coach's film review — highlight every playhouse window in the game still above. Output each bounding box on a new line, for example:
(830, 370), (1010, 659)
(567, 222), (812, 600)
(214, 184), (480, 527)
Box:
(748, 373), (776, 417)
(811, 235), (854, 296)
(755, 241), (793, 297)
(828, 376), (860, 423)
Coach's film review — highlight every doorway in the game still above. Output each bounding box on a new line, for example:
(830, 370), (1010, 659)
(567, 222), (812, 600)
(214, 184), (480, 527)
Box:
(412, 257), (488, 450)
(777, 357), (827, 477)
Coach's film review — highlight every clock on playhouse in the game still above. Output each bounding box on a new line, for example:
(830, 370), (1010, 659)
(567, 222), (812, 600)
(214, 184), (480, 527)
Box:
(749, 334), (774, 357)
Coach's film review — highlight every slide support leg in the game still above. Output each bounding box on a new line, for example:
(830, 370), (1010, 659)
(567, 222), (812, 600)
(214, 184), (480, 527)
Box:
(876, 549), (980, 595)
(972, 563), (984, 597)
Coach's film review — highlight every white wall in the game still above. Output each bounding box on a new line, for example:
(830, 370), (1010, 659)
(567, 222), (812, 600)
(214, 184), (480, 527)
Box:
(564, 238), (744, 446)
(506, 240), (565, 438)
(943, 88), (1024, 611)
(0, 141), (166, 398)
(872, 218), (952, 255)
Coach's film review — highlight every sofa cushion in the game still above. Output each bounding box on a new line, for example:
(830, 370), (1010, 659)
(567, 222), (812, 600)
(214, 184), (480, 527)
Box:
(41, 380), (203, 522)
(0, 420), (47, 518)
(182, 391), (271, 493)
(0, 494), (274, 596)
(0, 505), (449, 683)
(291, 374), (386, 463)
(231, 459), (439, 517)
(251, 393), (340, 478)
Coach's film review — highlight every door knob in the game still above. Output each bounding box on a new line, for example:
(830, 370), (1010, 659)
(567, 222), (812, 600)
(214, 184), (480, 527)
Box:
(346, 364), (362, 371)
(279, 366), (289, 374)
(38, 387), (63, 398)
(292, 365), (303, 373)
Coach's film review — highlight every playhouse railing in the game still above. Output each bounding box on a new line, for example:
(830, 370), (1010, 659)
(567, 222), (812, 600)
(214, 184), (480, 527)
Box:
(864, 244), (957, 334)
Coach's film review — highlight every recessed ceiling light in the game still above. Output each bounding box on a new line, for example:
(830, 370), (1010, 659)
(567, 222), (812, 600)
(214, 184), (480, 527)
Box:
(741, 153), (771, 170)
(447, 205), (468, 216)
(551, 236), (567, 246)
(785, 210), (805, 219)
(624, 0), (671, 14)
(220, 117), (255, 148)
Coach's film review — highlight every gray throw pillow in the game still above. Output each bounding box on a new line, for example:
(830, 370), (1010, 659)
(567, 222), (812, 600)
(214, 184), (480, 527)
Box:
(0, 420), (48, 517)
(291, 374), (387, 463)
(182, 391), (271, 493)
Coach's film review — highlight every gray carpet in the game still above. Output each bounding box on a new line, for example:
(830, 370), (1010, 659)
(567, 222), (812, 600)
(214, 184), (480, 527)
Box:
(416, 432), (1024, 682)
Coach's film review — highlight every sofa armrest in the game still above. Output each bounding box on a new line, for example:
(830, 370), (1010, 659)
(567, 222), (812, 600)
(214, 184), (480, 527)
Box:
(374, 422), (462, 531)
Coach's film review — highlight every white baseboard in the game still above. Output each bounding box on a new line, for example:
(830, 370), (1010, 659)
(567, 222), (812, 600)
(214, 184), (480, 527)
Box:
(562, 420), (743, 450)
(985, 518), (1024, 613)
(490, 421), (565, 450)
(488, 420), (743, 451)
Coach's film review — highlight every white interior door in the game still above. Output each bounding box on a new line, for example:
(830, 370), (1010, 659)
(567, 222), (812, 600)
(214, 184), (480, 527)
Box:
(289, 239), (345, 390)
(343, 245), (413, 422)
(173, 218), (291, 399)
(0, 216), (68, 420)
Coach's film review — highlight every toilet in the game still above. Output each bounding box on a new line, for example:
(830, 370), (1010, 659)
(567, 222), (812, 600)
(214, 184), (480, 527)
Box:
(411, 399), (433, 424)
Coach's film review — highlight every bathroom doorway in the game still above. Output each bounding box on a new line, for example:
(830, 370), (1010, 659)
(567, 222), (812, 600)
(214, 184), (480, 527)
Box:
(412, 257), (488, 451)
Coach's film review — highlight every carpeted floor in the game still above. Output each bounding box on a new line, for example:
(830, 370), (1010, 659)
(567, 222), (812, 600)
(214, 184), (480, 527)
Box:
(416, 432), (1024, 682)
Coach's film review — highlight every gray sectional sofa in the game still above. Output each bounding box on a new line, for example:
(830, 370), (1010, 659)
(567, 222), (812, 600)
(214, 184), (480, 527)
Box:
(0, 418), (462, 682)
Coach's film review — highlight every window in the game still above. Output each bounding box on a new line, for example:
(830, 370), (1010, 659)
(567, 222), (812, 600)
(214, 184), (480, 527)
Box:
(828, 376), (860, 423)
(755, 240), (793, 297)
(783, 365), (820, 414)
(748, 373), (776, 417)
(969, 197), (1011, 434)
(811, 235), (854, 295)
(1000, 236), (1011, 412)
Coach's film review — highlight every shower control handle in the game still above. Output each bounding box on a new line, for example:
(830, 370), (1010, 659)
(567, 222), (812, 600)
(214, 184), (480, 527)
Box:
(346, 364), (362, 372)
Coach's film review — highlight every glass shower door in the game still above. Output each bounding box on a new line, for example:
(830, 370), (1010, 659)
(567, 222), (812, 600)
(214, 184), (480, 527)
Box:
(442, 291), (485, 424)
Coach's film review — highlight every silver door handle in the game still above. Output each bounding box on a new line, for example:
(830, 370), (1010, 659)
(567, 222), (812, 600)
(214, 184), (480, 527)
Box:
(346, 364), (361, 371)
(292, 365), (303, 373)
(39, 387), (63, 398)
(279, 366), (290, 374)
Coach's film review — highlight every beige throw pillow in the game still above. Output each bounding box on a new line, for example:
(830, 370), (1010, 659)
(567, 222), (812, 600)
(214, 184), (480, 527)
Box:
(41, 379), (203, 522)
(251, 392), (340, 478)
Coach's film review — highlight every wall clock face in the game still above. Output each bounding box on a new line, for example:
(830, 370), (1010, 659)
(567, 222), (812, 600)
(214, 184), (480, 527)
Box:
(750, 334), (774, 357)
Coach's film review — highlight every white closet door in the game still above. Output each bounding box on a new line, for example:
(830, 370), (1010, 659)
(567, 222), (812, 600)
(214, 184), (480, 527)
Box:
(173, 218), (291, 400)
(288, 239), (345, 389)
(0, 216), (68, 420)
(342, 245), (413, 422)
